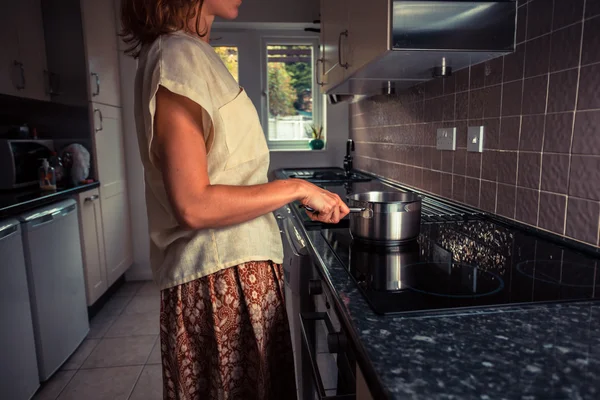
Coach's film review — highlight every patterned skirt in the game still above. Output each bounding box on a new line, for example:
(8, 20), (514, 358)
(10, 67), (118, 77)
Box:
(159, 260), (297, 400)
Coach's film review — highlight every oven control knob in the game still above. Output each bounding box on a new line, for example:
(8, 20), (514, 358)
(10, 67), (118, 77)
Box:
(308, 280), (323, 295)
(327, 332), (347, 353)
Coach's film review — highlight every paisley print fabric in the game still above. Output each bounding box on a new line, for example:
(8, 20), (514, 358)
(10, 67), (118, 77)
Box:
(160, 260), (297, 400)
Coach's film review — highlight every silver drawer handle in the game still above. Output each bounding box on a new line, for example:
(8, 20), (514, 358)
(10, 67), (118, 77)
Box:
(91, 72), (100, 96)
(14, 60), (25, 90)
(85, 195), (99, 202)
(338, 30), (349, 69)
(94, 108), (103, 132)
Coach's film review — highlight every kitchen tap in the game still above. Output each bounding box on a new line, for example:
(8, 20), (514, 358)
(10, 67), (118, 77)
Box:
(344, 139), (354, 176)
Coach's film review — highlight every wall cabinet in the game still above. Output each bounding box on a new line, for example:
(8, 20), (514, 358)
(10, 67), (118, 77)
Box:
(80, 0), (122, 107)
(0, 0), (50, 101)
(91, 103), (132, 287)
(76, 188), (107, 306)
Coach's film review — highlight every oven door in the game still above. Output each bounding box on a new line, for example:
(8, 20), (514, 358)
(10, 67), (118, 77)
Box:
(300, 274), (356, 399)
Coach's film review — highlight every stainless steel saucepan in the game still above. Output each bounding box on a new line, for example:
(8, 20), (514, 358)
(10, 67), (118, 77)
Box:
(303, 191), (422, 242)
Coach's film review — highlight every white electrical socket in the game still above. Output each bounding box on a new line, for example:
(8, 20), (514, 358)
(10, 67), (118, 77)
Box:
(467, 126), (485, 153)
(436, 127), (457, 151)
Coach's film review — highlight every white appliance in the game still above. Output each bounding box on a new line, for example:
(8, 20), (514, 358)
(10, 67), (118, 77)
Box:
(0, 218), (40, 399)
(19, 199), (89, 381)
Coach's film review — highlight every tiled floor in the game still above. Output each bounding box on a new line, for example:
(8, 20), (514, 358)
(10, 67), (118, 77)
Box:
(33, 281), (163, 400)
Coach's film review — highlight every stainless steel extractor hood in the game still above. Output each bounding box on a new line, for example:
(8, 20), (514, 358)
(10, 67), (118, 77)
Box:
(327, 0), (517, 95)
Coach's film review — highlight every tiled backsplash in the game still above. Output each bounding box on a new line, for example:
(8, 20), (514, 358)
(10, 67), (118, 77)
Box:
(350, 0), (600, 248)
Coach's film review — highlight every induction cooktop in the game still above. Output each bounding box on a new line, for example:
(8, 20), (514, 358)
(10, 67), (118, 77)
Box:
(322, 223), (600, 315)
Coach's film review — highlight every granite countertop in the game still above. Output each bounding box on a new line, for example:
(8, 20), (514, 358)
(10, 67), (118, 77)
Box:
(0, 181), (100, 218)
(274, 169), (600, 399)
(307, 229), (600, 399)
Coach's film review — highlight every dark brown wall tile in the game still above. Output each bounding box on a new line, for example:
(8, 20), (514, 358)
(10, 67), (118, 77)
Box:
(500, 116), (521, 150)
(516, 5), (528, 44)
(525, 35), (551, 78)
(497, 151), (519, 185)
(452, 175), (466, 203)
(470, 63), (486, 90)
(431, 171), (442, 195)
(577, 63), (600, 110)
(522, 75), (548, 115)
(431, 149), (442, 170)
(539, 193), (567, 234)
(465, 178), (481, 207)
(442, 94), (456, 121)
(503, 45), (525, 82)
(572, 110), (600, 155)
(485, 57), (504, 87)
(527, 0), (554, 39)
(444, 73), (456, 95)
(518, 152), (542, 189)
(455, 68), (470, 92)
(582, 16), (600, 65)
(550, 23), (583, 72)
(469, 88), (485, 120)
(483, 85), (502, 118)
(587, 0), (600, 18)
(569, 155), (600, 200)
(502, 80), (524, 117)
(554, 0), (584, 30)
(482, 150), (499, 182)
(456, 92), (469, 120)
(520, 115), (545, 151)
(497, 184), (517, 218)
(454, 149), (466, 175)
(424, 78), (444, 99)
(441, 173), (453, 198)
(483, 118), (500, 150)
(566, 198), (600, 245)
(547, 69), (579, 113)
(541, 154), (570, 194)
(480, 181), (497, 213)
(516, 187), (540, 226)
(466, 152), (482, 178)
(441, 151), (453, 173)
(544, 112), (573, 153)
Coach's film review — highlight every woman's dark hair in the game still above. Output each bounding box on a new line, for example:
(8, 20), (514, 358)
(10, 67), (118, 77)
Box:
(120, 0), (206, 58)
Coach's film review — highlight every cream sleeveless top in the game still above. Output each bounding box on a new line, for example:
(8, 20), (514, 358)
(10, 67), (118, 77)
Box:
(134, 31), (283, 289)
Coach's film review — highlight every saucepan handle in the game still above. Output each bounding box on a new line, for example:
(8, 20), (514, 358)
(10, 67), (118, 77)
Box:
(302, 205), (365, 214)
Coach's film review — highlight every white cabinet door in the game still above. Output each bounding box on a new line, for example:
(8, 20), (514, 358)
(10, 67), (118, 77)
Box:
(91, 103), (132, 286)
(76, 188), (107, 306)
(17, 0), (51, 101)
(0, 2), (22, 97)
(80, 0), (122, 106)
(320, 0), (348, 93)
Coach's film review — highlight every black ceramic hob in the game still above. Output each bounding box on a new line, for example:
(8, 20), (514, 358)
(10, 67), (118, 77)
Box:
(322, 221), (600, 315)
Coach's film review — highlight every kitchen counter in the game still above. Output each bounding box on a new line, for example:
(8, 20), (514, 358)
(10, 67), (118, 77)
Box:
(0, 181), (100, 218)
(275, 169), (600, 399)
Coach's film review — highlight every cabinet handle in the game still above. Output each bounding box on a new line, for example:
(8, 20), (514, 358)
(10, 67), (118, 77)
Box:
(14, 61), (26, 90)
(316, 58), (324, 86)
(94, 108), (103, 132)
(91, 72), (100, 96)
(338, 30), (349, 69)
(85, 195), (99, 202)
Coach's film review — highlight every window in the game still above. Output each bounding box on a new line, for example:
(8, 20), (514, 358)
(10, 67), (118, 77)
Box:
(261, 38), (323, 150)
(214, 46), (239, 82)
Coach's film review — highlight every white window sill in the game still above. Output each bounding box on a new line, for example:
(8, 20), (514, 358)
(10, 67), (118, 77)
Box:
(269, 148), (328, 153)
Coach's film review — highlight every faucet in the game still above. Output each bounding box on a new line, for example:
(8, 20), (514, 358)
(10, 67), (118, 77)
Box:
(344, 139), (354, 177)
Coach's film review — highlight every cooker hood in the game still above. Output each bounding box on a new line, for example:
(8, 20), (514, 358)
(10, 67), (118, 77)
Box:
(327, 1), (517, 95)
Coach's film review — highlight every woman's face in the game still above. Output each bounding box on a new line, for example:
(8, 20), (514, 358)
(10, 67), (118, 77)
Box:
(203, 0), (242, 20)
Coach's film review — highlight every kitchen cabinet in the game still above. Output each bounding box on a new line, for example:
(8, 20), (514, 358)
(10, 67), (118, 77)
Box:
(80, 0), (122, 106)
(76, 188), (108, 306)
(0, 0), (50, 101)
(91, 103), (132, 288)
(319, 0), (347, 91)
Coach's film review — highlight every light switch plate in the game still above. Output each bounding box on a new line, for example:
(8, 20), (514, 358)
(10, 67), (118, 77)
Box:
(467, 126), (484, 153)
(436, 127), (456, 151)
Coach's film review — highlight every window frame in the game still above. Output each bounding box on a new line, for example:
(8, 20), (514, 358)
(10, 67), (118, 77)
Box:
(259, 36), (323, 151)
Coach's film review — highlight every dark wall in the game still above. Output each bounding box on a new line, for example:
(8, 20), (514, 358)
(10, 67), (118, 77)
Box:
(350, 0), (600, 248)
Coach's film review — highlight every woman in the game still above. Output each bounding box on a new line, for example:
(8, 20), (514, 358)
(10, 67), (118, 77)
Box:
(120, 1), (350, 399)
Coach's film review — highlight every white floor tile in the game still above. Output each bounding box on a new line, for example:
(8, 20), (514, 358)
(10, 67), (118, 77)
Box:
(124, 295), (160, 315)
(33, 370), (76, 400)
(57, 366), (142, 400)
(82, 336), (157, 369)
(105, 312), (160, 337)
(129, 365), (163, 400)
(97, 295), (133, 317)
(61, 339), (100, 370)
(147, 337), (162, 365)
(87, 314), (117, 339)
(135, 281), (160, 296)
(113, 282), (145, 299)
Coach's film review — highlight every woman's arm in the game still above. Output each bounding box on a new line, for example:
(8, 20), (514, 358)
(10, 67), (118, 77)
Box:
(153, 86), (349, 230)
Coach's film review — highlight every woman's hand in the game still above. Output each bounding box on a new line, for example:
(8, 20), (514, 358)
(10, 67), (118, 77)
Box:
(295, 180), (350, 224)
